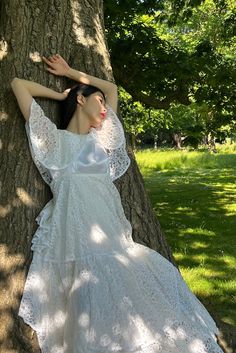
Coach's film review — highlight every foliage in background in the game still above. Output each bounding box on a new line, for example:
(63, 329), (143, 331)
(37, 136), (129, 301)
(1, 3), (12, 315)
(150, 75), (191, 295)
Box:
(119, 86), (165, 149)
(119, 85), (236, 149)
(105, 0), (236, 148)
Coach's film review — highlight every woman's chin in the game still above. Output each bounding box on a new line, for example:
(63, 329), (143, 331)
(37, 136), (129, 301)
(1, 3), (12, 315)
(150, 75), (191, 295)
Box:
(90, 118), (104, 129)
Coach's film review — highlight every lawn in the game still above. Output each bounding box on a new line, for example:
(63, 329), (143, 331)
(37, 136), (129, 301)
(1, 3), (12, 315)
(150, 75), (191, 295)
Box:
(135, 145), (236, 328)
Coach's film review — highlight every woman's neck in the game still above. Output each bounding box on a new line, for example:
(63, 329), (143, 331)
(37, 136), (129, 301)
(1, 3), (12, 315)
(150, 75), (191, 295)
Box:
(66, 110), (91, 135)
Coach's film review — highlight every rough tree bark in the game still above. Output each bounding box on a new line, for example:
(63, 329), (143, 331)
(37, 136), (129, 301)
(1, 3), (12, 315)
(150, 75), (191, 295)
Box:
(0, 0), (175, 351)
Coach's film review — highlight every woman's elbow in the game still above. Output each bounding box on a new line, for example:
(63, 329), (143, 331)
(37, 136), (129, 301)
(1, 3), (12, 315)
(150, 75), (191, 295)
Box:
(11, 77), (21, 88)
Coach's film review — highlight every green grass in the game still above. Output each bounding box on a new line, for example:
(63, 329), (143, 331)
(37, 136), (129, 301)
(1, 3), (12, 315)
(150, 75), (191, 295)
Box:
(135, 145), (236, 327)
(136, 146), (236, 174)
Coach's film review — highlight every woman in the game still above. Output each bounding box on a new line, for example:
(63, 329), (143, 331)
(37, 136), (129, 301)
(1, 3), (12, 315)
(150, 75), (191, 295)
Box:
(11, 54), (224, 353)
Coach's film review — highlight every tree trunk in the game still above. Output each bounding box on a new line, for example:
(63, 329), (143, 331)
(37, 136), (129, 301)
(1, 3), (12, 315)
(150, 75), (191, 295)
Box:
(207, 132), (217, 153)
(0, 1), (174, 351)
(172, 132), (182, 149)
(130, 133), (137, 151)
(203, 134), (209, 147)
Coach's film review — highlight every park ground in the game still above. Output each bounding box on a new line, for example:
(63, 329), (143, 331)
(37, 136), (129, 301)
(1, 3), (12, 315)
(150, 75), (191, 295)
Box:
(135, 144), (236, 352)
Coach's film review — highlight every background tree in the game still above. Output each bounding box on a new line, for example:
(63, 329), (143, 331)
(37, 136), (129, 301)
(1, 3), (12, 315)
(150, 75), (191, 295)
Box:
(0, 1), (174, 351)
(104, 0), (236, 148)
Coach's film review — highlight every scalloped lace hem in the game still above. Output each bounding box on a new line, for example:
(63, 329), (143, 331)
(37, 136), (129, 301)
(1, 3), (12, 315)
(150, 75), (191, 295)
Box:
(18, 312), (222, 353)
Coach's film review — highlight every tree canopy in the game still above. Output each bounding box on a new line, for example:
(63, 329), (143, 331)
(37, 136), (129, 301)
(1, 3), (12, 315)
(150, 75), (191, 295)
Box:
(104, 0), (236, 147)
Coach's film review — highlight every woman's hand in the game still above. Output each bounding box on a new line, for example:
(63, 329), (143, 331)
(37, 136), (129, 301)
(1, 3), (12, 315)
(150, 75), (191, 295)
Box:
(42, 54), (70, 76)
(57, 88), (71, 101)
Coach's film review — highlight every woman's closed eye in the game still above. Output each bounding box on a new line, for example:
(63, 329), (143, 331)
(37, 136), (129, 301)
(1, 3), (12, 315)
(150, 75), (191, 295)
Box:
(99, 97), (105, 105)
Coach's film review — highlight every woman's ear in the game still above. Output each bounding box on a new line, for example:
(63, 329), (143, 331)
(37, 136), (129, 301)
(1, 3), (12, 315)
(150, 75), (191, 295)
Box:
(77, 94), (86, 106)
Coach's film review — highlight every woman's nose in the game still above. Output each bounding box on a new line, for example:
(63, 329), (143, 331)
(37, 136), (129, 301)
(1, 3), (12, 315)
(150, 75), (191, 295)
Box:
(101, 107), (107, 117)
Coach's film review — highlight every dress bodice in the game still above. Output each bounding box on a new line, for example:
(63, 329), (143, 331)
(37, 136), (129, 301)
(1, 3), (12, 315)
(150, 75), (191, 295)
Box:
(25, 98), (130, 187)
(67, 132), (109, 175)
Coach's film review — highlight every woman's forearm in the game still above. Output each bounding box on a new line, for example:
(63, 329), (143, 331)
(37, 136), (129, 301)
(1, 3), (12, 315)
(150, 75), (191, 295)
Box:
(11, 78), (65, 120)
(41, 54), (118, 110)
(65, 68), (117, 96)
(11, 78), (63, 100)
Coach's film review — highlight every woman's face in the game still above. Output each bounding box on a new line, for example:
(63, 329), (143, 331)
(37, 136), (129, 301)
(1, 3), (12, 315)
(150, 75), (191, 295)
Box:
(83, 92), (107, 129)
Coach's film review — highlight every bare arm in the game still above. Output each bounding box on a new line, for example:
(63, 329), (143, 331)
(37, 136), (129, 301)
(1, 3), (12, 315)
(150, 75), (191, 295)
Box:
(65, 68), (118, 112)
(11, 78), (66, 121)
(42, 54), (118, 112)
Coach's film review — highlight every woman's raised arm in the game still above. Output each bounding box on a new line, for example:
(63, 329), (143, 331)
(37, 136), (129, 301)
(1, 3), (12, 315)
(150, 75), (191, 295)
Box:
(42, 54), (118, 113)
(11, 78), (66, 121)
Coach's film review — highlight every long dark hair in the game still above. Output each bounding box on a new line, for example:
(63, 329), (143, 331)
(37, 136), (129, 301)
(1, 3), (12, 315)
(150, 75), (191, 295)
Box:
(59, 83), (106, 129)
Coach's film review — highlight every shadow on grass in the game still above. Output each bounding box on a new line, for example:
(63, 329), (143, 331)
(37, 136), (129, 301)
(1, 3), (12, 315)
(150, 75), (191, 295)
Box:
(142, 167), (236, 331)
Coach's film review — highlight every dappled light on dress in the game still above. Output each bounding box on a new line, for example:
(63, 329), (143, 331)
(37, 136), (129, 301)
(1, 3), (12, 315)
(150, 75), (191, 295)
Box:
(18, 99), (224, 353)
(114, 252), (130, 266)
(90, 224), (108, 244)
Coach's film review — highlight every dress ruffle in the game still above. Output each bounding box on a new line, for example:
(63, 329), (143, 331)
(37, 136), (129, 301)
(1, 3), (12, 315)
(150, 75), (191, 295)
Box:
(19, 99), (223, 353)
(25, 99), (130, 184)
(19, 244), (222, 353)
(31, 199), (54, 253)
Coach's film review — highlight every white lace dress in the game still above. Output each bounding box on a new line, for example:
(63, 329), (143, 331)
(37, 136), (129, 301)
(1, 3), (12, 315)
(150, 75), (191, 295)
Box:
(19, 99), (224, 353)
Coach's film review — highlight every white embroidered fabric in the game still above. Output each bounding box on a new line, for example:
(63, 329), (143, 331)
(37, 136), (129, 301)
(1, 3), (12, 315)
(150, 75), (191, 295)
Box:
(90, 104), (130, 180)
(25, 99), (130, 184)
(19, 99), (224, 353)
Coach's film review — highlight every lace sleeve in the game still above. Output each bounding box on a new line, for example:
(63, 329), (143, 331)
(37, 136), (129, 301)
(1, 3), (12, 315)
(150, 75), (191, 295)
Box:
(90, 104), (130, 181)
(25, 99), (59, 185)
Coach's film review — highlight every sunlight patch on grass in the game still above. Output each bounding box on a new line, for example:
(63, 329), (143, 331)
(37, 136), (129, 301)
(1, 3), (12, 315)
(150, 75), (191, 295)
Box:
(218, 279), (236, 291)
(135, 147), (236, 171)
(223, 204), (236, 215)
(180, 227), (216, 237)
(175, 206), (196, 216)
(176, 206), (192, 211)
(135, 147), (236, 326)
(222, 317), (236, 327)
(219, 255), (236, 270)
(180, 268), (216, 294)
(190, 241), (209, 249)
